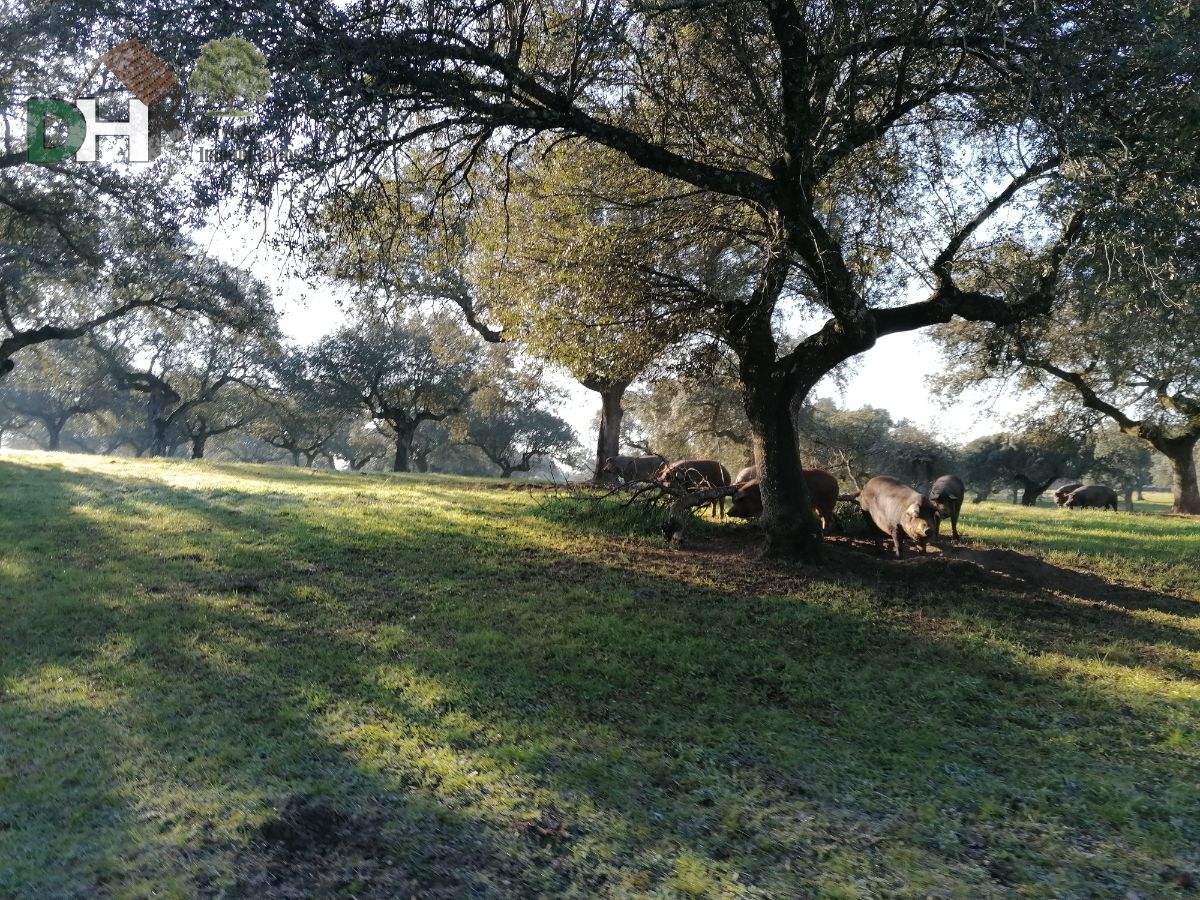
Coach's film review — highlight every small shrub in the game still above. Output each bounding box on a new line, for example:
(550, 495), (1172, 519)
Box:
(835, 499), (873, 537)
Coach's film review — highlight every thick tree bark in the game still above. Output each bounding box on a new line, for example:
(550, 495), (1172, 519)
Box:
(583, 378), (629, 482)
(1020, 477), (1056, 506)
(392, 427), (416, 472)
(1168, 447), (1200, 514)
(290, 450), (302, 466)
(1123, 487), (1134, 512)
(150, 421), (171, 457)
(740, 362), (823, 562)
(43, 418), (64, 452)
(191, 434), (207, 459)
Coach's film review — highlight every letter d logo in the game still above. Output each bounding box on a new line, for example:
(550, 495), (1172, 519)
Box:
(26, 99), (86, 164)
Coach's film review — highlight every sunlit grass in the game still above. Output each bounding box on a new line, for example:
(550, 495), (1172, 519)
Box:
(0, 451), (1197, 898)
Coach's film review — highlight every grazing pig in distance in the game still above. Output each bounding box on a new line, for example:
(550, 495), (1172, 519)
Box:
(1054, 481), (1084, 506)
(733, 465), (758, 484)
(858, 475), (939, 558)
(928, 474), (965, 540)
(727, 469), (843, 533)
(1065, 484), (1119, 511)
(601, 454), (666, 484)
(658, 459), (732, 517)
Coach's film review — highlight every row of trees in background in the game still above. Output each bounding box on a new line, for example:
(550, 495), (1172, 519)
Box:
(0, 308), (580, 478)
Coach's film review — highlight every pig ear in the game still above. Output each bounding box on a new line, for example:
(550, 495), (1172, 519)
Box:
(906, 502), (921, 517)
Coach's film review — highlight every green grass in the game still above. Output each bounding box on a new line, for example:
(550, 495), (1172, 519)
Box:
(965, 495), (1200, 597)
(1, 451), (1197, 898)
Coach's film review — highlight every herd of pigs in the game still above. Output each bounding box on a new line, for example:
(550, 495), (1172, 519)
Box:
(602, 456), (1122, 559)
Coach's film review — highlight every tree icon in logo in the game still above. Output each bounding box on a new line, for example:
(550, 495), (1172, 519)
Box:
(189, 36), (271, 117)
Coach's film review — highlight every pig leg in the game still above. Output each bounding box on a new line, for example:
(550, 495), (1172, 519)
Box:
(891, 526), (905, 559)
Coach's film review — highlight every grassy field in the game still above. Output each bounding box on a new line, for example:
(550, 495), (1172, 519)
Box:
(1, 452), (1197, 898)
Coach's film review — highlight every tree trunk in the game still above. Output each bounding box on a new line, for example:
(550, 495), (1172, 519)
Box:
(150, 421), (170, 457)
(45, 419), (63, 452)
(1123, 487), (1134, 512)
(1021, 478), (1055, 506)
(290, 450), (301, 466)
(586, 379), (628, 482)
(741, 367), (823, 563)
(393, 428), (414, 472)
(412, 450), (430, 473)
(191, 434), (207, 459)
(1168, 448), (1200, 514)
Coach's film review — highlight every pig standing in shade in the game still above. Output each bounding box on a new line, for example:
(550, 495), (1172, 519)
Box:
(858, 475), (939, 558)
(733, 465), (758, 484)
(601, 455), (666, 484)
(727, 469), (842, 532)
(928, 474), (965, 540)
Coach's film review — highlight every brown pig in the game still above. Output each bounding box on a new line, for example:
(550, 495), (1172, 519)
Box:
(1053, 482), (1084, 506)
(601, 454), (666, 484)
(1064, 484), (1119, 511)
(727, 469), (843, 532)
(658, 459), (733, 517)
(733, 465), (758, 484)
(858, 476), (939, 558)
(928, 474), (965, 540)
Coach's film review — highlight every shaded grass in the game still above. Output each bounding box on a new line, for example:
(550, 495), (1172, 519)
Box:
(962, 498), (1200, 597)
(0, 451), (1197, 898)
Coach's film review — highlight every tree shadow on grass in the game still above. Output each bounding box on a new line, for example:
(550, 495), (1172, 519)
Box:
(1, 459), (1198, 897)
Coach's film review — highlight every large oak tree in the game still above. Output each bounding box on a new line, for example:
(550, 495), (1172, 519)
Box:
(206, 0), (1199, 558)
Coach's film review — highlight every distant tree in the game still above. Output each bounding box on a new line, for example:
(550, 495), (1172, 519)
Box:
(625, 350), (752, 466)
(210, 433), (290, 465)
(877, 425), (958, 493)
(468, 145), (717, 481)
(311, 313), (479, 472)
(254, 349), (348, 466)
(178, 384), (262, 459)
(796, 400), (895, 490)
(327, 418), (393, 471)
(963, 429), (1092, 506)
(0, 344), (117, 450)
(455, 350), (577, 478)
(1089, 430), (1154, 512)
(96, 281), (278, 457)
(63, 397), (159, 457)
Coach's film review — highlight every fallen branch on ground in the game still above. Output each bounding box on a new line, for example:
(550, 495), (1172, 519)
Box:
(662, 484), (743, 547)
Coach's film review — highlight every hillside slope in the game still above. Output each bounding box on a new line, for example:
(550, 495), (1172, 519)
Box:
(1, 452), (1197, 898)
